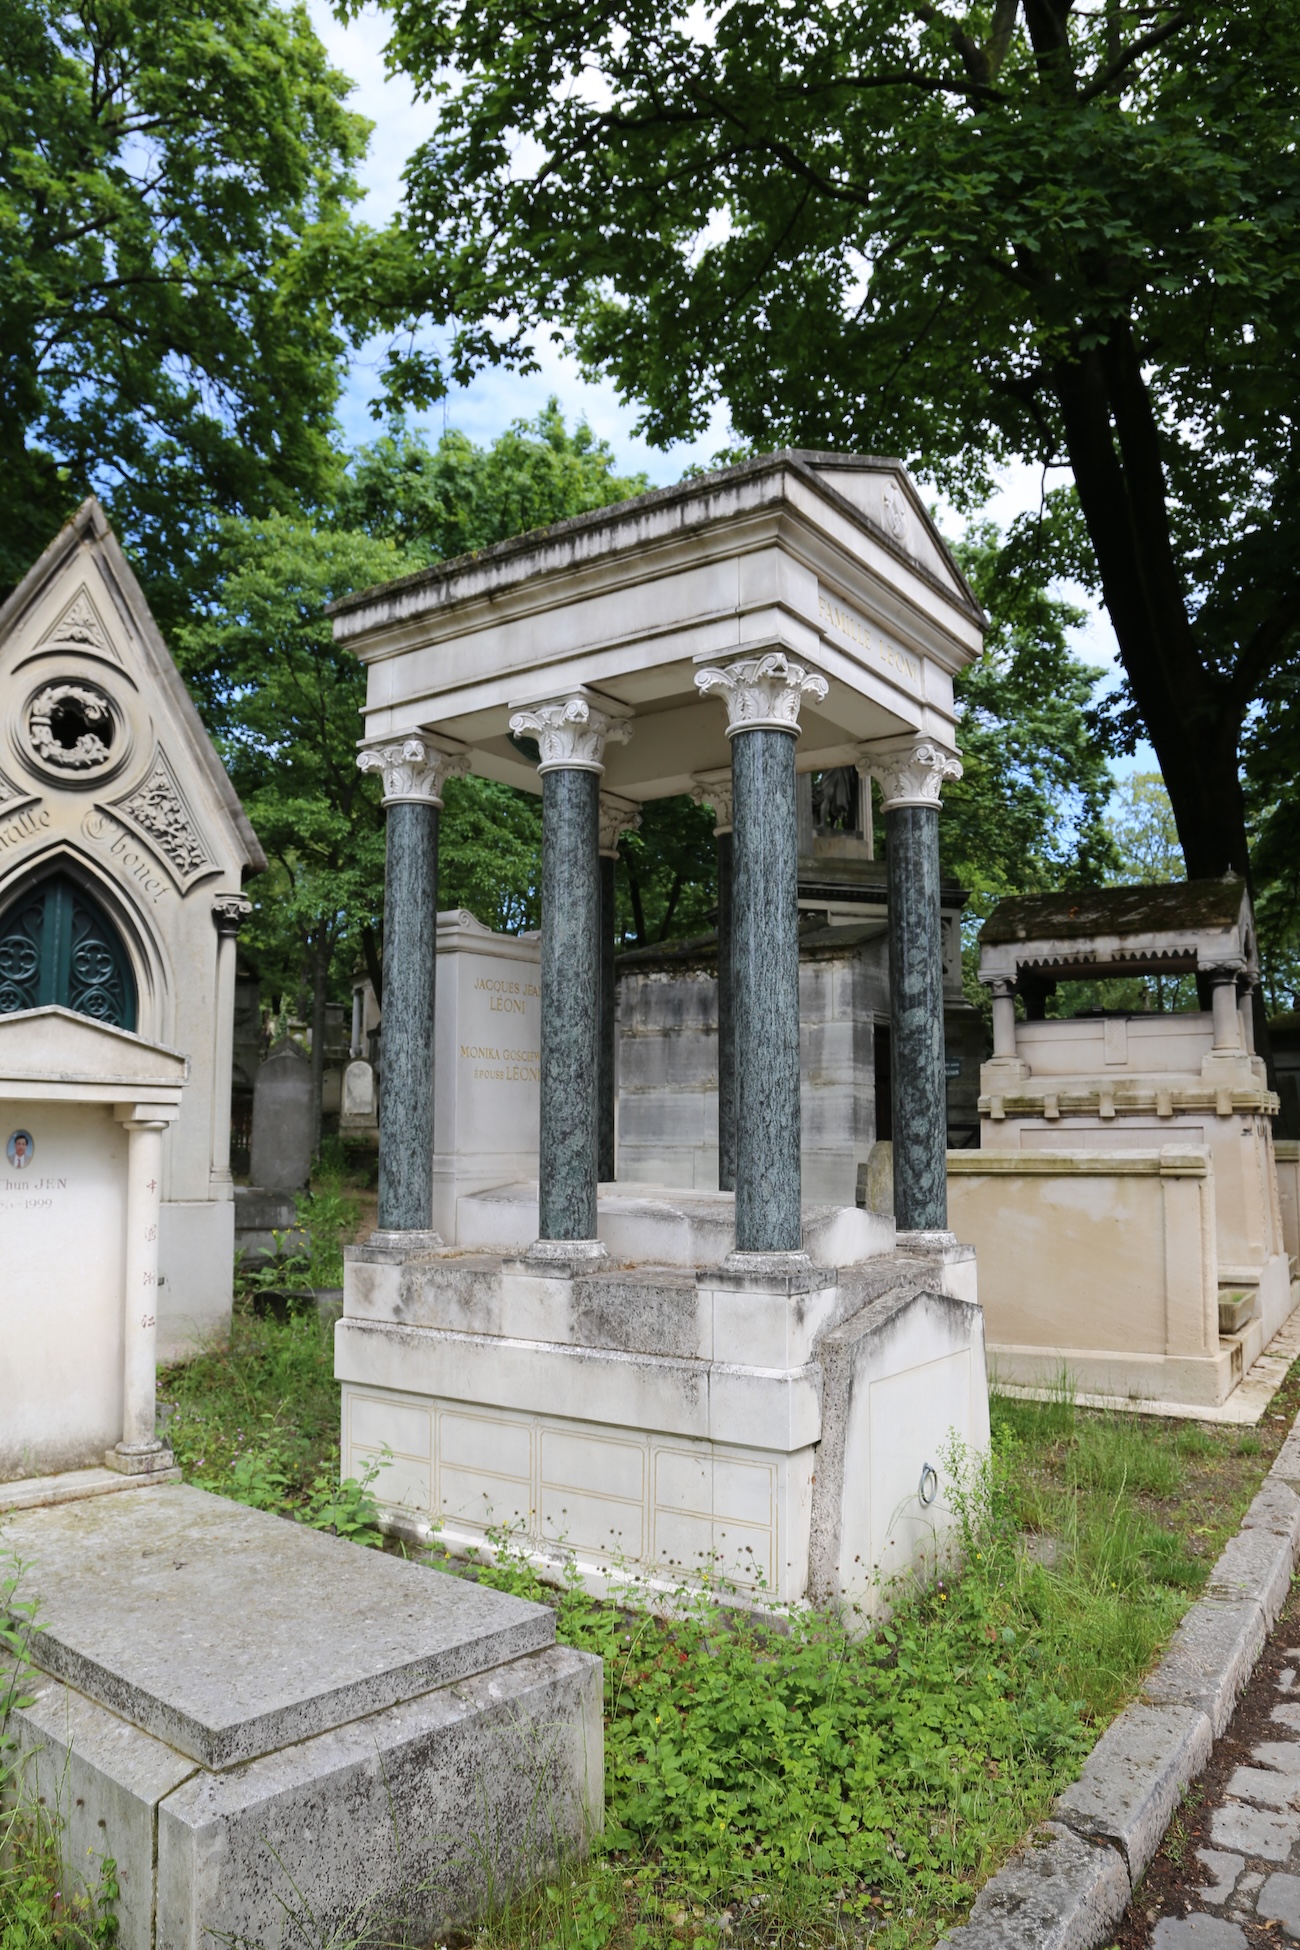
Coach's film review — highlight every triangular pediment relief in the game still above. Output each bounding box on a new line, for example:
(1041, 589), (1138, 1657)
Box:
(34, 585), (122, 666)
(805, 460), (978, 612)
(106, 745), (216, 891)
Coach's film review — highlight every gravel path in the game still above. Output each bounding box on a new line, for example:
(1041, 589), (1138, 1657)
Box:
(1112, 1583), (1300, 1947)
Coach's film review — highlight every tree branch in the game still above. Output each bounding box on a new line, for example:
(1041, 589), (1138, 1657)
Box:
(1078, 6), (1190, 100)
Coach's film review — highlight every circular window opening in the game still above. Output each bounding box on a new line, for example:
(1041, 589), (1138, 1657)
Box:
(26, 681), (118, 775)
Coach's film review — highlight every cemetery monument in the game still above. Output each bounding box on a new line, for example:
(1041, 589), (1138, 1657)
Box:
(332, 450), (991, 1612)
(0, 498), (264, 1356)
(949, 879), (1296, 1410)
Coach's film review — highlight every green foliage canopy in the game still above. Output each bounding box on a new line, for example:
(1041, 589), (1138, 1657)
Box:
(370, 0), (1300, 887)
(0, 0), (374, 611)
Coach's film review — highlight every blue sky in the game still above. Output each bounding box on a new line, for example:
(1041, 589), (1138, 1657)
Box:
(309, 2), (1155, 777)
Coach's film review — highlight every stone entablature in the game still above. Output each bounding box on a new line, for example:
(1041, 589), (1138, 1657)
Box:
(0, 499), (264, 1358)
(332, 452), (983, 805)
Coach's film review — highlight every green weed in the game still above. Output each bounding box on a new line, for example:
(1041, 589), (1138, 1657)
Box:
(154, 1316), (1297, 1950)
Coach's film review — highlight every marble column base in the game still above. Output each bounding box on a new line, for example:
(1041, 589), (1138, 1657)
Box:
(104, 1442), (177, 1478)
(519, 1237), (609, 1272)
(363, 1228), (446, 1260)
(897, 1229), (960, 1254)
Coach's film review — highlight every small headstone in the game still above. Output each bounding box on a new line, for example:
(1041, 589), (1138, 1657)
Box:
(856, 1139), (893, 1217)
(250, 1043), (313, 1192)
(340, 1057), (377, 1128)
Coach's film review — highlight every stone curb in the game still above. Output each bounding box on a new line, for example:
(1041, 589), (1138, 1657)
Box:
(938, 1422), (1300, 1947)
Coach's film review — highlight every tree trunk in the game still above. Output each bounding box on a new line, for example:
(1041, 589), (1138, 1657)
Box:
(309, 927), (330, 1156)
(1049, 326), (1250, 883)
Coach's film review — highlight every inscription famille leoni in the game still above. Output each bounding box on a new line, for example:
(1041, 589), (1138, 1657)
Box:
(818, 592), (921, 691)
(473, 973), (540, 1016)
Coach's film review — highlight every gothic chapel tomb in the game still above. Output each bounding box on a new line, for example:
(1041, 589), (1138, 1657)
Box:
(0, 498), (264, 1373)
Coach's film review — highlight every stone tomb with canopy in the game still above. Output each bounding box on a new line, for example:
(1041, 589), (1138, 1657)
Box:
(949, 879), (1296, 1411)
(332, 452), (990, 1612)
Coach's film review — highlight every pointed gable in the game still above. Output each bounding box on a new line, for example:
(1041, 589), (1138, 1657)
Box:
(0, 498), (264, 879)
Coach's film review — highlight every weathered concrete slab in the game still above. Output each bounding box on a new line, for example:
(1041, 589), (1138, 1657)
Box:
(937, 1822), (1129, 1949)
(1209, 1525), (1297, 1626)
(0, 1465), (179, 1516)
(1053, 1700), (1213, 1881)
(1, 1483), (554, 1767)
(1143, 1598), (1267, 1738)
(15, 1669), (198, 1949)
(155, 1641), (602, 1950)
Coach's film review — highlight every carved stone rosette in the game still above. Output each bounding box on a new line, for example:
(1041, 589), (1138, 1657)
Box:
(508, 695), (632, 775)
(598, 791), (641, 857)
(357, 737), (470, 807)
(694, 653), (828, 737)
(690, 770), (734, 835)
(866, 739), (963, 811)
(212, 893), (253, 938)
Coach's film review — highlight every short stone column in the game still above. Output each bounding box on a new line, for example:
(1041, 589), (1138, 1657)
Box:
(1208, 965), (1245, 1051)
(696, 655), (827, 1255)
(868, 739), (962, 1238)
(357, 737), (469, 1240)
(692, 770), (736, 1191)
(107, 1106), (179, 1475)
(210, 893), (251, 1188)
(597, 792), (641, 1182)
(990, 978), (1018, 1059)
(509, 695), (631, 1258)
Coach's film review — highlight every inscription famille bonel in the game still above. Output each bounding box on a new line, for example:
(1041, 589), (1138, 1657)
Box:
(0, 803), (52, 854)
(460, 1044), (540, 1084)
(473, 973), (541, 1016)
(83, 810), (170, 903)
(818, 593), (921, 690)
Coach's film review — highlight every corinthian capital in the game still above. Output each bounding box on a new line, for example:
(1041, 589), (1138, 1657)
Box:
(695, 653), (828, 737)
(598, 792), (641, 857)
(864, 738), (962, 811)
(690, 769), (734, 835)
(357, 736), (470, 807)
(508, 693), (632, 774)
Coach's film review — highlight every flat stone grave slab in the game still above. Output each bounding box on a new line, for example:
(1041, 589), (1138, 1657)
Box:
(1, 1482), (554, 1767)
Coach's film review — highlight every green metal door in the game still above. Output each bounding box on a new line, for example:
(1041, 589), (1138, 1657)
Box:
(0, 874), (137, 1029)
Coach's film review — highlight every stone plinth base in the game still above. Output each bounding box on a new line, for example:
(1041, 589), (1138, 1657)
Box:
(1, 1486), (601, 1950)
(339, 1228), (990, 1616)
(455, 1180), (894, 1267)
(950, 1146), (1294, 1412)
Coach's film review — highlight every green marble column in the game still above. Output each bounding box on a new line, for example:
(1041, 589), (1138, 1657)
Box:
(378, 799), (439, 1232)
(539, 767), (601, 1239)
(716, 826), (736, 1193)
(731, 728), (802, 1252)
(886, 803), (947, 1232)
(598, 852), (617, 1183)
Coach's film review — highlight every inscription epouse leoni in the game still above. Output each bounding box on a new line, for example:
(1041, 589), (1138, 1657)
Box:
(0, 499), (264, 1361)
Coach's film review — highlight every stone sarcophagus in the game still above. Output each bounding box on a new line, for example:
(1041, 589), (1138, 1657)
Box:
(950, 879), (1293, 1411)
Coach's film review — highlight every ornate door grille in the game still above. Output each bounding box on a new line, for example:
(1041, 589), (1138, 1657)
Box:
(0, 875), (137, 1029)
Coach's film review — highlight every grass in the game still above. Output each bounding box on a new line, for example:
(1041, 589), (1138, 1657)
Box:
(151, 1304), (1300, 1950)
